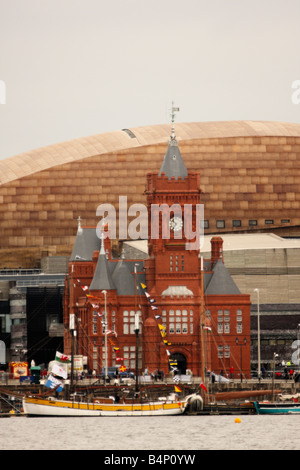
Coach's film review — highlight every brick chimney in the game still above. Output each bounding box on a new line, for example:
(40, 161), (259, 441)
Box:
(210, 236), (224, 268)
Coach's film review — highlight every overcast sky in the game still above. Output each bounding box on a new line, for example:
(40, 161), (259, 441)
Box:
(0, 0), (300, 160)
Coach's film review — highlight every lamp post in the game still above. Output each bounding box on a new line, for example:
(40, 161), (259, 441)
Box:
(236, 337), (247, 383)
(272, 352), (279, 401)
(254, 288), (261, 382)
(134, 311), (139, 394)
(102, 290), (108, 385)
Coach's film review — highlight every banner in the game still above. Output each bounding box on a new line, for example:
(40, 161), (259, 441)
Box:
(45, 374), (64, 392)
(51, 361), (68, 379)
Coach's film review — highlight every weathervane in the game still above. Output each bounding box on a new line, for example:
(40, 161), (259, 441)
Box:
(170, 101), (180, 140)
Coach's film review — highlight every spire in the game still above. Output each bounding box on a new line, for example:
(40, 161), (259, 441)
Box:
(89, 233), (115, 291)
(158, 102), (188, 180)
(69, 217), (100, 261)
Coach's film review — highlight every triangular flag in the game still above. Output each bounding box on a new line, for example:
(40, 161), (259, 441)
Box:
(149, 298), (156, 304)
(200, 383), (207, 392)
(145, 292), (150, 298)
(203, 326), (212, 332)
(141, 283), (147, 289)
(174, 385), (182, 393)
(151, 305), (158, 310)
(158, 324), (166, 330)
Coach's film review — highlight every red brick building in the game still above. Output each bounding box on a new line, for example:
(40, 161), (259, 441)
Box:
(63, 132), (251, 379)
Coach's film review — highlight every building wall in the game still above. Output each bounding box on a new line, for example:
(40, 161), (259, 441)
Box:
(1, 124), (300, 268)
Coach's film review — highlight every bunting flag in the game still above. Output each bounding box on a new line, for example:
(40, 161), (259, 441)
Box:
(174, 385), (182, 393)
(55, 351), (71, 364)
(200, 383), (207, 393)
(45, 374), (64, 392)
(203, 326), (212, 332)
(141, 283), (147, 289)
(76, 279), (88, 291)
(149, 298), (156, 304)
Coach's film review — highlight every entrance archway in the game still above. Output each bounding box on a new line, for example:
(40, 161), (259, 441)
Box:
(170, 353), (187, 374)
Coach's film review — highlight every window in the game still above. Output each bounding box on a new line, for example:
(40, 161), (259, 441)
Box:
(92, 311), (99, 335)
(218, 309), (223, 334)
(216, 220), (225, 229)
(218, 309), (230, 334)
(218, 345), (230, 359)
(265, 219), (274, 225)
(249, 220), (257, 226)
(201, 220), (209, 229)
(236, 309), (242, 334)
(232, 220), (241, 227)
(166, 309), (192, 334)
(123, 310), (142, 334)
(124, 346), (136, 369)
(224, 309), (230, 334)
(281, 219), (290, 224)
(224, 345), (230, 358)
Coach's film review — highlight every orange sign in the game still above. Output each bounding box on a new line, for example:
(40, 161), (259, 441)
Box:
(9, 362), (28, 378)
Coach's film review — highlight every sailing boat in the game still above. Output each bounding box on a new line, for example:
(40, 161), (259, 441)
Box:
(23, 266), (199, 417)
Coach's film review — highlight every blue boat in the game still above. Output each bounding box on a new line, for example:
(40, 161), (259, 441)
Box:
(254, 401), (300, 414)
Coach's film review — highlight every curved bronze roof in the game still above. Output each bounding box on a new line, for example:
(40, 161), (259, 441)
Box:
(1, 120), (300, 185)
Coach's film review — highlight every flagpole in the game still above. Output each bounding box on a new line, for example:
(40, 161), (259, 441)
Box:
(200, 257), (207, 402)
(102, 290), (108, 386)
(134, 265), (139, 394)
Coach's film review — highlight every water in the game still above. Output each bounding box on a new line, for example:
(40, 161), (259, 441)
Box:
(0, 414), (299, 451)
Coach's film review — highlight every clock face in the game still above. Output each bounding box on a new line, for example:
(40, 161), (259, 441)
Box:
(169, 216), (183, 232)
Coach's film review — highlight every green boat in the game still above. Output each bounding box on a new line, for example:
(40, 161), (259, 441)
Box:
(254, 401), (300, 414)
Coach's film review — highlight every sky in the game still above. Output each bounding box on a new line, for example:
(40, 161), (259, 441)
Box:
(0, 0), (300, 160)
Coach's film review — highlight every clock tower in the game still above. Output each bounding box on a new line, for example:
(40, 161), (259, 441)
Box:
(143, 109), (206, 375)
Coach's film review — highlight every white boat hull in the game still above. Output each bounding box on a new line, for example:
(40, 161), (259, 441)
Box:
(22, 396), (186, 417)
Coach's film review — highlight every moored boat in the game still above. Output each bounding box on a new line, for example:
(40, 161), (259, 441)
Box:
(22, 394), (195, 416)
(254, 401), (300, 415)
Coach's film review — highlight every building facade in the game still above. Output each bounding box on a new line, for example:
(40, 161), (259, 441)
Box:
(63, 133), (251, 378)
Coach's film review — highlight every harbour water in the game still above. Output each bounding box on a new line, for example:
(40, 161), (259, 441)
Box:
(0, 414), (299, 451)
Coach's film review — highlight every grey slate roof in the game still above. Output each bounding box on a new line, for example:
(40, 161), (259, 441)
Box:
(204, 260), (241, 295)
(111, 260), (136, 295)
(158, 137), (188, 180)
(70, 226), (100, 261)
(89, 243), (116, 291)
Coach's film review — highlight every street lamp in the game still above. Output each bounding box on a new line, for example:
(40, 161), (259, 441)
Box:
(254, 288), (261, 381)
(102, 290), (108, 385)
(236, 337), (247, 383)
(134, 311), (140, 394)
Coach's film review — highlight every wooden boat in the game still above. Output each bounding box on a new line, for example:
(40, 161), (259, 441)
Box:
(254, 401), (300, 415)
(22, 394), (195, 416)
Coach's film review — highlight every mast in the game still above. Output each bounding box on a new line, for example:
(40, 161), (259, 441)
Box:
(134, 265), (139, 394)
(200, 256), (207, 400)
(102, 289), (108, 385)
